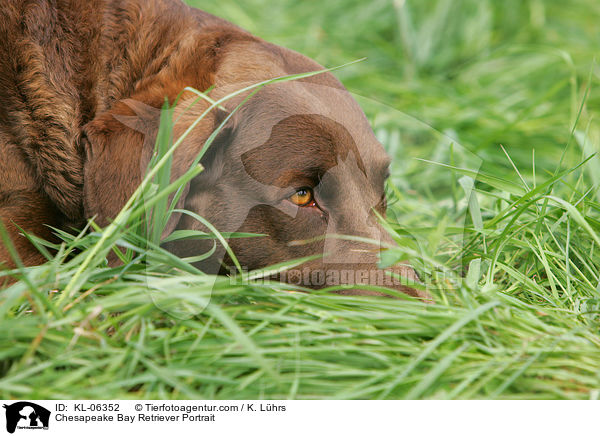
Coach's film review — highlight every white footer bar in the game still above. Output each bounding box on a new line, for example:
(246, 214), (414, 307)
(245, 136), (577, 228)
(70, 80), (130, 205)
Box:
(1, 400), (595, 435)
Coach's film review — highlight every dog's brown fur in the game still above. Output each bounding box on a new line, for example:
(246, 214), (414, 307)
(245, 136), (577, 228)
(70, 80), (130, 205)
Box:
(0, 0), (428, 299)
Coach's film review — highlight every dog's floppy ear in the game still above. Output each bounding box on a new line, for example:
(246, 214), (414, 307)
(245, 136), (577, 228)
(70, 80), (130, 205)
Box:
(82, 93), (218, 236)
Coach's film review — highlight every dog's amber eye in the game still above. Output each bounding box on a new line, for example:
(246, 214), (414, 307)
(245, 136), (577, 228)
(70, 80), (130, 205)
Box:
(289, 188), (315, 207)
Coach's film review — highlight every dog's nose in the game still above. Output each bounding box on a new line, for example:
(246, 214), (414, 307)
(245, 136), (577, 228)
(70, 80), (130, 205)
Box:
(309, 224), (432, 300)
(281, 258), (431, 301)
(331, 262), (432, 301)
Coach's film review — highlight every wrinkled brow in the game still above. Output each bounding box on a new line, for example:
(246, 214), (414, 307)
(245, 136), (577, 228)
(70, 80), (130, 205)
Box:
(240, 114), (368, 188)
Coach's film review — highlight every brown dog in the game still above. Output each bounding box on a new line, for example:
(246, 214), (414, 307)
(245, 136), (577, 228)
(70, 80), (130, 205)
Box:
(0, 0), (427, 298)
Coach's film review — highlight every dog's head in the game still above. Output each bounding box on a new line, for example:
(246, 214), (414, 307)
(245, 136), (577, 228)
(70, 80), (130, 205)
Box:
(83, 34), (429, 299)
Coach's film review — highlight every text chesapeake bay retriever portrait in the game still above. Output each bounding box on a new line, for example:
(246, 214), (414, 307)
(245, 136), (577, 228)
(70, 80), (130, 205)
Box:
(0, 0), (428, 299)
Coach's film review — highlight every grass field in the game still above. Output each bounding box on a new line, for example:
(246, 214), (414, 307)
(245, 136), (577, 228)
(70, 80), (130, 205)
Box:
(1, 0), (600, 399)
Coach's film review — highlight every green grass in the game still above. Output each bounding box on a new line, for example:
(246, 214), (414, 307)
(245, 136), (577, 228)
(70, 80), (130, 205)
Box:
(1, 0), (600, 399)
